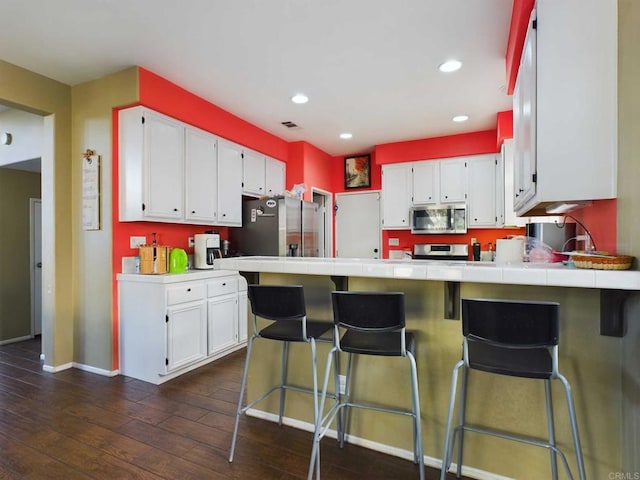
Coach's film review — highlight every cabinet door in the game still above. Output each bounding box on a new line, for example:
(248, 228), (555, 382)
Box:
(165, 301), (207, 373)
(439, 158), (467, 203)
(467, 155), (497, 227)
(265, 157), (285, 197)
(513, 13), (537, 210)
(502, 139), (526, 226)
(144, 111), (185, 220)
(185, 127), (218, 224)
(381, 163), (411, 228)
(412, 161), (439, 205)
(217, 140), (243, 226)
(242, 149), (266, 196)
(208, 295), (238, 355)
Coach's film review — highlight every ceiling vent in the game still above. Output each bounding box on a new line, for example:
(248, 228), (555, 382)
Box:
(281, 121), (301, 130)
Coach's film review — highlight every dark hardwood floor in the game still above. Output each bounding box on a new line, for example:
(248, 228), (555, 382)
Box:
(0, 337), (464, 479)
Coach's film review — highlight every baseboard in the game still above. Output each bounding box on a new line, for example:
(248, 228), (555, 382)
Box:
(43, 362), (73, 373)
(246, 408), (513, 480)
(41, 361), (118, 377)
(72, 362), (119, 377)
(0, 335), (33, 346)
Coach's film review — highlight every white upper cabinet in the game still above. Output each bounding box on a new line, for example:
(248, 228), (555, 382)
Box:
(439, 157), (467, 203)
(265, 156), (285, 196)
(381, 163), (412, 228)
(217, 139), (243, 226)
(185, 127), (218, 224)
(120, 106), (249, 227)
(242, 149), (266, 196)
(467, 154), (499, 227)
(242, 149), (286, 197)
(502, 139), (527, 227)
(412, 161), (439, 205)
(513, 1), (617, 216)
(119, 107), (185, 222)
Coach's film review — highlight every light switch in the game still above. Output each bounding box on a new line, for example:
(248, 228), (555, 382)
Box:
(130, 236), (146, 248)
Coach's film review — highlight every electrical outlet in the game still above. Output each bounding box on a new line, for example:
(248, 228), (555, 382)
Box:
(130, 236), (146, 248)
(188, 237), (195, 248)
(338, 375), (346, 395)
(388, 238), (400, 246)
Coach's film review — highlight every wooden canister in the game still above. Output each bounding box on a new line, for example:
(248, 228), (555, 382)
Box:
(139, 245), (169, 274)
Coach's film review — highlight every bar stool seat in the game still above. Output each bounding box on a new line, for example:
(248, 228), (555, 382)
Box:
(440, 298), (586, 480)
(308, 291), (424, 480)
(229, 284), (337, 463)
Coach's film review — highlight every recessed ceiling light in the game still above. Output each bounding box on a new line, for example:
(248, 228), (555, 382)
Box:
(340, 133), (353, 139)
(291, 93), (309, 104)
(439, 60), (462, 73)
(453, 115), (469, 122)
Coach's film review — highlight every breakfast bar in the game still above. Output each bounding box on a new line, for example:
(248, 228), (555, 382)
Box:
(216, 256), (638, 480)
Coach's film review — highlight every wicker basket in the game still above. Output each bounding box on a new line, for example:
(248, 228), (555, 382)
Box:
(572, 255), (634, 270)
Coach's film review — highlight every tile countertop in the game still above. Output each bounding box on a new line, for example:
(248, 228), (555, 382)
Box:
(212, 257), (640, 291)
(117, 269), (244, 284)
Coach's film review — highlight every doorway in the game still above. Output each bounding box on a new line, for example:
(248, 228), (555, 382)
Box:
(335, 191), (381, 258)
(312, 188), (333, 257)
(30, 198), (42, 336)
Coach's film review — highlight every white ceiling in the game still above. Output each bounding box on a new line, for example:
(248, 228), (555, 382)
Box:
(0, 0), (514, 157)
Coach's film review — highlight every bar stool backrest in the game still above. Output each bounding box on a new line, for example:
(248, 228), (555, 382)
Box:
(331, 291), (405, 332)
(248, 285), (306, 321)
(462, 298), (559, 348)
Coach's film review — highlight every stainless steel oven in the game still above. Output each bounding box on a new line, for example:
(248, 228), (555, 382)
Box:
(413, 244), (469, 261)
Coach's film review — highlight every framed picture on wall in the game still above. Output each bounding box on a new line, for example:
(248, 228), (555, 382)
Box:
(344, 154), (371, 189)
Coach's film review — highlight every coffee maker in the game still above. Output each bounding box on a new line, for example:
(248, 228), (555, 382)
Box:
(194, 233), (220, 269)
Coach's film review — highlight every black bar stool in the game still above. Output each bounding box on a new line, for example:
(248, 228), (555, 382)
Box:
(308, 291), (424, 480)
(440, 298), (586, 480)
(229, 284), (337, 462)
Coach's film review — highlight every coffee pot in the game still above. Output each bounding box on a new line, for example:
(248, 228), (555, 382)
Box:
(194, 233), (220, 269)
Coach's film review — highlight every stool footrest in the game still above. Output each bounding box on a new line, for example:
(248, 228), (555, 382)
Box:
(454, 424), (575, 480)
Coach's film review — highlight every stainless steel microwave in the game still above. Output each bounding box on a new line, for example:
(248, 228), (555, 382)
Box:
(410, 204), (467, 234)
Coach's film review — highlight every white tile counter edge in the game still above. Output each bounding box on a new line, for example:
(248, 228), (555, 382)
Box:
(211, 257), (640, 290)
(117, 269), (242, 284)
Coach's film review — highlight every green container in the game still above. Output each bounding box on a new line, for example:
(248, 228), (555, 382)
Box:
(169, 248), (188, 274)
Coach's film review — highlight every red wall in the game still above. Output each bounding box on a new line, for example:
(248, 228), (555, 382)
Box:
(505, 0), (536, 95)
(375, 130), (498, 165)
(572, 199), (617, 254)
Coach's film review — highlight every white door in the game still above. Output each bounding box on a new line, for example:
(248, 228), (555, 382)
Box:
(217, 139), (243, 225)
(381, 163), (411, 228)
(165, 301), (208, 373)
(335, 192), (381, 259)
(208, 295), (238, 355)
(31, 199), (42, 336)
(185, 127), (218, 223)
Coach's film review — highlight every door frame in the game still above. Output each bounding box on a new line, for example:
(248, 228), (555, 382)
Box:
(30, 197), (42, 337)
(311, 187), (333, 257)
(334, 190), (382, 259)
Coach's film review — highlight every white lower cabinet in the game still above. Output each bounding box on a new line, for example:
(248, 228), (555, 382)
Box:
(118, 271), (247, 385)
(166, 300), (207, 372)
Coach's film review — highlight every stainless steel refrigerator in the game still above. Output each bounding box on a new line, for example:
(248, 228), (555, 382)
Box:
(230, 196), (320, 257)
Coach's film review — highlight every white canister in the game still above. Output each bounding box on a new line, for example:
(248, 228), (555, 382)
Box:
(495, 238), (524, 265)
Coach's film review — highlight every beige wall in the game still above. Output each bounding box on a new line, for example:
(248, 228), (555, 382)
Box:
(617, 0), (640, 473)
(0, 169), (41, 340)
(0, 59), (72, 366)
(71, 68), (138, 370)
(250, 273), (621, 479)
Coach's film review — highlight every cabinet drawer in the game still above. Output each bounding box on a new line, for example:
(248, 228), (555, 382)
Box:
(167, 283), (206, 305)
(207, 278), (238, 297)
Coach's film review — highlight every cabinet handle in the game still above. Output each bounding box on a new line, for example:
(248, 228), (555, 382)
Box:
(174, 208), (179, 212)
(222, 282), (226, 286)
(187, 288), (191, 292)
(191, 210), (196, 214)
(222, 213), (226, 217)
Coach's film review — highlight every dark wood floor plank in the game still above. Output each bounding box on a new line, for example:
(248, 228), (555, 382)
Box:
(0, 337), (465, 480)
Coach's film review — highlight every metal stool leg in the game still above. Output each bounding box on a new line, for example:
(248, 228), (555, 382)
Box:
(558, 373), (586, 480)
(545, 379), (559, 480)
(455, 364), (469, 478)
(229, 332), (256, 462)
(440, 360), (463, 480)
(278, 341), (290, 425)
(408, 352), (425, 480)
(340, 352), (354, 448)
(308, 346), (338, 480)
